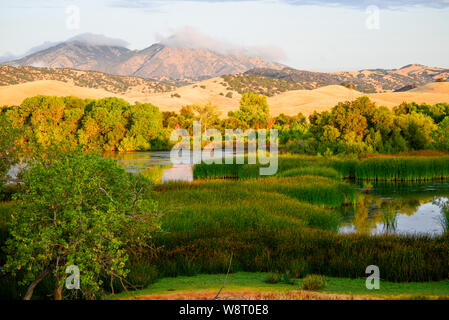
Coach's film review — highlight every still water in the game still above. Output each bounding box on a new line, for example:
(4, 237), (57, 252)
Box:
(106, 151), (194, 183)
(108, 152), (449, 237)
(339, 181), (449, 236)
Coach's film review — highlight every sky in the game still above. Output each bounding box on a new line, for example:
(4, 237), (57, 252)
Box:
(0, 0), (448, 71)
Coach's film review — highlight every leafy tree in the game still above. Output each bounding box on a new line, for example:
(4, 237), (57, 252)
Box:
(192, 103), (221, 132)
(229, 93), (270, 129)
(6, 96), (84, 155)
(395, 112), (437, 150)
(78, 98), (130, 151)
(432, 116), (449, 151)
(120, 103), (164, 151)
(0, 112), (20, 186)
(3, 150), (160, 300)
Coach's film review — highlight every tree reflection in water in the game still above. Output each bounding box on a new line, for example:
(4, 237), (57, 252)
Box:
(339, 181), (449, 236)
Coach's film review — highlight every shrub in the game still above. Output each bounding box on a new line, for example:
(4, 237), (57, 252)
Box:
(264, 273), (281, 284)
(301, 275), (327, 291)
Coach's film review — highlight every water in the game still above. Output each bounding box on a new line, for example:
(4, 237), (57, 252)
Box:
(106, 151), (193, 183)
(106, 152), (449, 236)
(106, 151), (244, 183)
(339, 181), (449, 236)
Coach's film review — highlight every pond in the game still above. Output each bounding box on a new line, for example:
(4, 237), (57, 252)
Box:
(339, 181), (449, 237)
(106, 151), (194, 183)
(106, 151), (244, 183)
(107, 152), (449, 237)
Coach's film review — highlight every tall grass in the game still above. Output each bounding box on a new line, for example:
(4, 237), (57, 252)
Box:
(145, 176), (449, 284)
(278, 167), (341, 180)
(146, 229), (449, 283)
(195, 155), (449, 181)
(354, 157), (449, 181)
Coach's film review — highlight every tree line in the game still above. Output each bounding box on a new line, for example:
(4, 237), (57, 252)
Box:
(2, 93), (449, 158)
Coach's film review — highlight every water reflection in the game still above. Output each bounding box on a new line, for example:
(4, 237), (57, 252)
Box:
(105, 151), (193, 183)
(105, 151), (243, 183)
(339, 181), (449, 236)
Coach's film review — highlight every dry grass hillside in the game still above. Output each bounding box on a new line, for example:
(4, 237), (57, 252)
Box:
(128, 77), (241, 115)
(0, 80), (124, 106)
(1, 78), (448, 118)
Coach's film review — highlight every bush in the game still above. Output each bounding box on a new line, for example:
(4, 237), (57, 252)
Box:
(0, 184), (18, 202)
(301, 275), (327, 291)
(264, 273), (281, 284)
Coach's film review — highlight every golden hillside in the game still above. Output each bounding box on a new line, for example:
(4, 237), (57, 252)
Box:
(0, 80), (124, 106)
(1, 79), (448, 117)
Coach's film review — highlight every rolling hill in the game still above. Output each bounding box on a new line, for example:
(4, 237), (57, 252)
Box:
(2, 78), (448, 118)
(0, 80), (124, 106)
(0, 65), (175, 95)
(245, 64), (449, 93)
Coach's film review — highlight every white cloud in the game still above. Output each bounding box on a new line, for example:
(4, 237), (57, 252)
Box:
(156, 27), (286, 61)
(67, 33), (129, 47)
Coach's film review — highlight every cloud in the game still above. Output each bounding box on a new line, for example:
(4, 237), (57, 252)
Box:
(109, 0), (449, 9)
(283, 0), (449, 9)
(156, 27), (286, 61)
(67, 33), (130, 47)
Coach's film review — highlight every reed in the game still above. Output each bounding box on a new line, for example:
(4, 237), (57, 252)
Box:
(194, 155), (449, 181)
(354, 157), (449, 181)
(146, 176), (449, 284)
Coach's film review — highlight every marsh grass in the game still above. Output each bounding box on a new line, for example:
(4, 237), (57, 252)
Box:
(194, 155), (449, 181)
(148, 175), (449, 284)
(354, 157), (449, 181)
(148, 155), (449, 284)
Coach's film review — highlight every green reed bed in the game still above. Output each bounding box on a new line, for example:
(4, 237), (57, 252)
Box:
(238, 176), (357, 207)
(161, 175), (358, 208)
(146, 228), (449, 283)
(155, 181), (342, 234)
(278, 167), (342, 180)
(145, 158), (449, 285)
(193, 155), (337, 180)
(194, 155), (449, 181)
(354, 157), (449, 181)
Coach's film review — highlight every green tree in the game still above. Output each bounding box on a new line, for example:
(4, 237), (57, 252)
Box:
(193, 103), (221, 132)
(120, 103), (164, 151)
(78, 98), (130, 151)
(6, 96), (84, 155)
(3, 150), (160, 300)
(0, 112), (20, 186)
(432, 116), (449, 151)
(230, 93), (270, 129)
(395, 112), (437, 150)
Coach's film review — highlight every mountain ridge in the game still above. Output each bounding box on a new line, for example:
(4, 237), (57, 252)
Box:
(245, 64), (449, 93)
(5, 40), (284, 81)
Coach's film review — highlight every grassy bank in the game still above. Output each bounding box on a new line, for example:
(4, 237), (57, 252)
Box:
(112, 272), (449, 300)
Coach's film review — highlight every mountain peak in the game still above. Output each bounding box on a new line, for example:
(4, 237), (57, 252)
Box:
(5, 38), (283, 81)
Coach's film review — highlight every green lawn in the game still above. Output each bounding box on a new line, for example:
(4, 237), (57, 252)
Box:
(112, 272), (449, 300)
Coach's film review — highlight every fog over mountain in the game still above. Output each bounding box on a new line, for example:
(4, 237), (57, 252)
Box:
(5, 32), (284, 80)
